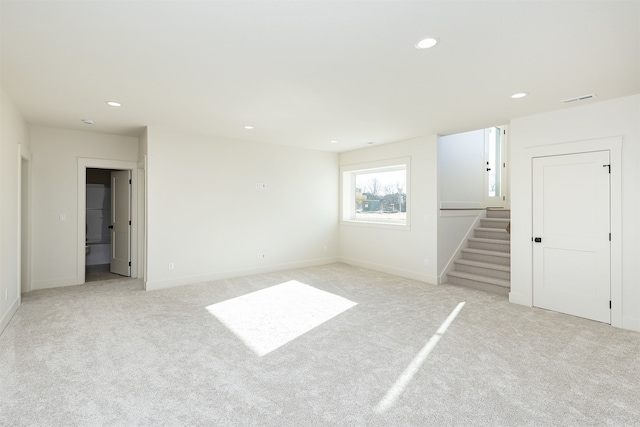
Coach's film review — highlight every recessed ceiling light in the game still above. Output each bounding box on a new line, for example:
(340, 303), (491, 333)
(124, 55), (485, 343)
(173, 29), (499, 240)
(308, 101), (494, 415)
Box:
(244, 125), (254, 130)
(415, 37), (439, 49)
(511, 92), (528, 99)
(106, 101), (122, 107)
(330, 140), (338, 144)
(366, 141), (374, 145)
(82, 119), (94, 125)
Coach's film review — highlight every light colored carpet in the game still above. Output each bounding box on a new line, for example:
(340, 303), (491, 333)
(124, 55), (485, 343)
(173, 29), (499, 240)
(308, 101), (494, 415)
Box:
(1, 263), (639, 426)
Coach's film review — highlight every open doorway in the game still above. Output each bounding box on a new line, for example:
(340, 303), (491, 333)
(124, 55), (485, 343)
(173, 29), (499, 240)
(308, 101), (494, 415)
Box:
(85, 168), (131, 282)
(77, 158), (139, 285)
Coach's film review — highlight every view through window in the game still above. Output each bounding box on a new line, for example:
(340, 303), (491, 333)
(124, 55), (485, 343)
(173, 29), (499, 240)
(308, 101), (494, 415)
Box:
(347, 164), (407, 225)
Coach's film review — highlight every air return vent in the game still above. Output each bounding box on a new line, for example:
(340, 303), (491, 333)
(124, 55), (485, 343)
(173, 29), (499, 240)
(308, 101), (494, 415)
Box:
(562, 93), (597, 104)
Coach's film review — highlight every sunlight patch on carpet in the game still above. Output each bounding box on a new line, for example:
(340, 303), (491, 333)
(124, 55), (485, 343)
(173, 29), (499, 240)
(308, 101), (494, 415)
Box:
(206, 280), (357, 356)
(375, 301), (466, 413)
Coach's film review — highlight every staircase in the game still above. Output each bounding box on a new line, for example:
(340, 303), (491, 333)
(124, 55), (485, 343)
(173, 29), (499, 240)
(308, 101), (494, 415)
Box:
(447, 209), (510, 295)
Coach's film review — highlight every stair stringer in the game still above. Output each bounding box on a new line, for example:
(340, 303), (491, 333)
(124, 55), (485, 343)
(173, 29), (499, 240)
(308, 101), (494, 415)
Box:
(437, 210), (486, 285)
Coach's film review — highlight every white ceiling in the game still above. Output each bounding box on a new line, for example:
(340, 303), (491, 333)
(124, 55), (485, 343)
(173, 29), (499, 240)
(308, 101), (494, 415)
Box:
(1, 1), (638, 152)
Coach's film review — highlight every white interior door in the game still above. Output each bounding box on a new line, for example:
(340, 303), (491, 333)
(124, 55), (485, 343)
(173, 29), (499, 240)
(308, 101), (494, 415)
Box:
(532, 151), (610, 323)
(484, 126), (508, 207)
(110, 170), (131, 276)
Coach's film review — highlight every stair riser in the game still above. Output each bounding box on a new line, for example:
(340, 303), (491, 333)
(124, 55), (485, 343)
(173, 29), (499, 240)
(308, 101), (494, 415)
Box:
(475, 230), (510, 240)
(480, 219), (510, 229)
(447, 275), (510, 296)
(461, 251), (511, 266)
(486, 210), (511, 219)
(455, 264), (511, 280)
(468, 241), (511, 253)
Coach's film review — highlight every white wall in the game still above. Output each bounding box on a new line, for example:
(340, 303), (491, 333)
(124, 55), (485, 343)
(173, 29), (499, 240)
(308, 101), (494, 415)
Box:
(29, 126), (139, 290)
(144, 126), (339, 290)
(338, 135), (439, 283)
(139, 127), (148, 160)
(0, 86), (29, 333)
(510, 94), (640, 332)
(438, 129), (485, 208)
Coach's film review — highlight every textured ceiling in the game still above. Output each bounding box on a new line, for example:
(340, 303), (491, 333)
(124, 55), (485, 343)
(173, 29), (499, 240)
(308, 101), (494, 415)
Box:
(1, 1), (638, 152)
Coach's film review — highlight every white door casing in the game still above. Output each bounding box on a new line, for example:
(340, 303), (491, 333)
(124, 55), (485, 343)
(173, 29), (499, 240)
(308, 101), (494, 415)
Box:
(77, 158), (138, 285)
(110, 170), (131, 276)
(532, 151), (611, 323)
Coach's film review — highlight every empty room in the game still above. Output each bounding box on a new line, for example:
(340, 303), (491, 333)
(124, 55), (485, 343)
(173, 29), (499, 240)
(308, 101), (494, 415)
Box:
(1, 1), (639, 425)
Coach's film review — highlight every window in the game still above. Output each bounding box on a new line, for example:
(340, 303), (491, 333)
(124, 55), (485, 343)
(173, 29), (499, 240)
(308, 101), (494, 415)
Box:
(341, 158), (409, 227)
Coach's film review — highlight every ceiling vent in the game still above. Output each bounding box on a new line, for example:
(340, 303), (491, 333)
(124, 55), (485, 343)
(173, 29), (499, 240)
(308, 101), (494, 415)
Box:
(562, 93), (597, 104)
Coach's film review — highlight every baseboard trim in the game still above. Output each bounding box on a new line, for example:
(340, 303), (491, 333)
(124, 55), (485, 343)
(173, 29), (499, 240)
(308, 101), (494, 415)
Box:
(509, 291), (532, 307)
(0, 297), (20, 336)
(338, 257), (436, 285)
(145, 257), (339, 291)
(31, 276), (78, 291)
(622, 316), (640, 333)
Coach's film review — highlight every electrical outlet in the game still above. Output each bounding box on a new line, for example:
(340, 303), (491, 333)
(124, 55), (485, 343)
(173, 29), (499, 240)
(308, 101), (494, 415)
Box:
(258, 253), (266, 260)
(423, 259), (429, 268)
(168, 262), (174, 271)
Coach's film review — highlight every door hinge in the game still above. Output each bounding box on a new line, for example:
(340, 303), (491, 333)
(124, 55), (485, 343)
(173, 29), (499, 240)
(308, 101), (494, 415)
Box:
(129, 261), (131, 267)
(609, 233), (611, 241)
(609, 300), (612, 309)
(603, 164), (610, 173)
(129, 179), (132, 184)
(129, 220), (132, 225)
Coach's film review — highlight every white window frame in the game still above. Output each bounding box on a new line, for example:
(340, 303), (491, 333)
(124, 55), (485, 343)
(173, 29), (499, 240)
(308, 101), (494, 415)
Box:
(340, 157), (410, 230)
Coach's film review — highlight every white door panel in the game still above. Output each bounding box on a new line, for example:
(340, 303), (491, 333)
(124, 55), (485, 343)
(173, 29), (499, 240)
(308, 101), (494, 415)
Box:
(532, 151), (610, 323)
(484, 126), (508, 207)
(110, 170), (131, 276)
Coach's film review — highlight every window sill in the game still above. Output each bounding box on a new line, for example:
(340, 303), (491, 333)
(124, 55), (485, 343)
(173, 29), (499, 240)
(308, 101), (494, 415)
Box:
(340, 219), (410, 231)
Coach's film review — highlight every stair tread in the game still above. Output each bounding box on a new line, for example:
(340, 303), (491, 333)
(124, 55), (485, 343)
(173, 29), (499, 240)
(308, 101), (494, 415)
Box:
(476, 227), (509, 232)
(480, 219), (510, 228)
(447, 271), (510, 288)
(462, 248), (511, 258)
(468, 237), (510, 244)
(486, 211), (511, 219)
(454, 259), (510, 272)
